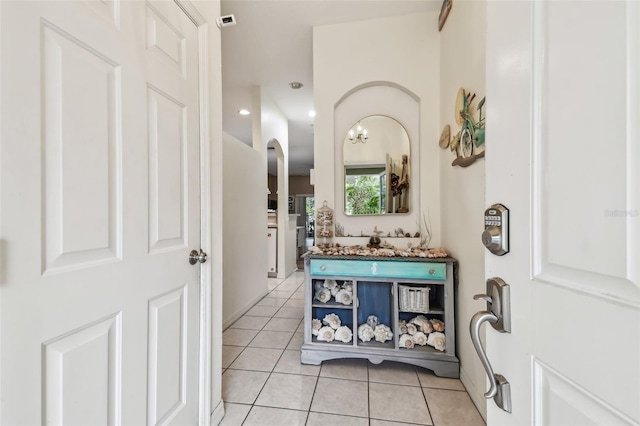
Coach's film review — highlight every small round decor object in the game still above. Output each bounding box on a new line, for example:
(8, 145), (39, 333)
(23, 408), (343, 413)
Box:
(438, 124), (451, 149)
(455, 87), (466, 125)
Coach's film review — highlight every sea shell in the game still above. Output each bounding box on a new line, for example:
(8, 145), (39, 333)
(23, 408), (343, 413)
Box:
(410, 315), (432, 333)
(399, 333), (414, 349)
(357, 323), (375, 342)
(412, 331), (428, 346)
(341, 281), (354, 293)
(323, 279), (339, 291)
(366, 315), (379, 329)
(317, 326), (335, 342)
(330, 286), (340, 296)
(334, 289), (353, 305)
(334, 326), (353, 343)
(406, 323), (418, 335)
(314, 288), (331, 303)
(323, 313), (341, 330)
(314, 281), (324, 292)
(398, 320), (408, 335)
(312, 318), (322, 336)
(431, 319), (445, 332)
(374, 324), (393, 343)
(427, 331), (446, 351)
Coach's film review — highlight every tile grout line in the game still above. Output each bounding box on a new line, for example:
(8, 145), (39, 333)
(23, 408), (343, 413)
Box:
(240, 277), (304, 425)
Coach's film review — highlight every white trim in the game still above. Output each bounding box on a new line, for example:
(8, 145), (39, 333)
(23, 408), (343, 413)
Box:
(222, 290), (268, 331)
(173, 1), (212, 425)
(626, 0), (640, 288)
(210, 400), (225, 426)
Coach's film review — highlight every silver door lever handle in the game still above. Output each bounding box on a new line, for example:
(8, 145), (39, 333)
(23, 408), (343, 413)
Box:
(469, 278), (512, 413)
(470, 310), (499, 398)
(473, 294), (493, 303)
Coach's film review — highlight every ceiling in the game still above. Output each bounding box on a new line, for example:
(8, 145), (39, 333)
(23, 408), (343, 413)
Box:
(220, 0), (440, 176)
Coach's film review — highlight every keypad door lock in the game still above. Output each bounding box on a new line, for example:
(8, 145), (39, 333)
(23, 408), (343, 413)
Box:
(482, 204), (509, 256)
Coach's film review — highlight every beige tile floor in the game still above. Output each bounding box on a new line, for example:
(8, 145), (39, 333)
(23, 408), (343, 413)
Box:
(221, 271), (485, 426)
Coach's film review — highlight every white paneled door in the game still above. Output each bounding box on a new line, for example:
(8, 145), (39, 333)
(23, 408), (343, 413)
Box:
(0, 1), (202, 424)
(485, 1), (639, 425)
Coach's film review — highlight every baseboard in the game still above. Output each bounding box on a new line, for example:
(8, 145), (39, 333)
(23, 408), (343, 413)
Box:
(222, 290), (268, 330)
(460, 365), (487, 422)
(210, 400), (225, 426)
(285, 266), (298, 277)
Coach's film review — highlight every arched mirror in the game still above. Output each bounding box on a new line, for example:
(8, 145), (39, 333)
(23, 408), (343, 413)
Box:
(343, 115), (410, 215)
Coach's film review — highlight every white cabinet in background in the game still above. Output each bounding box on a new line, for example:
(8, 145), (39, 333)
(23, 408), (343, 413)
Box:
(267, 226), (277, 276)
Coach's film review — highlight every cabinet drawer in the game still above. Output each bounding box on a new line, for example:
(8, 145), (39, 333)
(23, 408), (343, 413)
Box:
(309, 259), (446, 280)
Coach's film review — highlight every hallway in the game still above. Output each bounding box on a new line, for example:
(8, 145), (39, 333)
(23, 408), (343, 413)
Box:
(221, 271), (485, 425)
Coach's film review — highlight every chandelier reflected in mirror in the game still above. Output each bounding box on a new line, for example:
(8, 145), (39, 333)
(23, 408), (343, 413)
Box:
(348, 122), (368, 144)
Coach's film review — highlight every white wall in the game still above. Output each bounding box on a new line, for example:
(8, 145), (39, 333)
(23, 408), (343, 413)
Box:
(313, 13), (441, 245)
(257, 89), (297, 277)
(439, 0), (488, 420)
(222, 132), (268, 328)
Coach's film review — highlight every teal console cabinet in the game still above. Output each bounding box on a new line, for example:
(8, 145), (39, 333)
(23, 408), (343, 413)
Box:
(302, 255), (459, 378)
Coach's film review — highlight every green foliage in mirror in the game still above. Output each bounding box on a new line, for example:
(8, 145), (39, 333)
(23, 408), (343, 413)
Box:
(345, 175), (382, 215)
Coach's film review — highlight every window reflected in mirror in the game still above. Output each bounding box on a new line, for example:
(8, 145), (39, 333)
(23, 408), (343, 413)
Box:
(343, 116), (410, 215)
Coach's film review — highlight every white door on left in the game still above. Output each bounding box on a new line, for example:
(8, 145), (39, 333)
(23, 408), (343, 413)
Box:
(0, 1), (202, 424)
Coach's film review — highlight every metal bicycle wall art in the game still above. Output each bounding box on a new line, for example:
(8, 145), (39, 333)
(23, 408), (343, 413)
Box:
(439, 88), (486, 167)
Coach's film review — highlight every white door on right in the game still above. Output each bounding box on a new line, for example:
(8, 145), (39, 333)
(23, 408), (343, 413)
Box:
(485, 1), (639, 425)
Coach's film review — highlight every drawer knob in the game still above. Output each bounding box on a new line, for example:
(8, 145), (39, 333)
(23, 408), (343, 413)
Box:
(320, 265), (326, 271)
(429, 268), (436, 275)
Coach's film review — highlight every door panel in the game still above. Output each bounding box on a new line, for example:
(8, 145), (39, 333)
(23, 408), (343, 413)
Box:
(148, 85), (188, 252)
(42, 19), (122, 273)
(148, 286), (188, 425)
(531, 0), (638, 300)
(43, 313), (122, 426)
(485, 1), (639, 425)
(0, 2), (201, 424)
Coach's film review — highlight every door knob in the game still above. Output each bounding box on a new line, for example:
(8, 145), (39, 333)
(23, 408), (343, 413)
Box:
(189, 249), (208, 265)
(470, 278), (512, 413)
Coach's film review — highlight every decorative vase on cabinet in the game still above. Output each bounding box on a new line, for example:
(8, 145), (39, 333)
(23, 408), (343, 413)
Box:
(302, 255), (459, 378)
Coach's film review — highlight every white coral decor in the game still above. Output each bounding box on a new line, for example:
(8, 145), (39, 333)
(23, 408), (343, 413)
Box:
(323, 313), (341, 330)
(334, 326), (353, 343)
(314, 288), (331, 303)
(431, 319), (445, 332)
(317, 326), (335, 342)
(311, 318), (322, 336)
(410, 315), (432, 333)
(399, 334), (414, 349)
(323, 279), (338, 291)
(412, 331), (428, 346)
(373, 324), (393, 343)
(406, 323), (418, 335)
(426, 331), (446, 351)
(334, 289), (353, 305)
(357, 324), (375, 342)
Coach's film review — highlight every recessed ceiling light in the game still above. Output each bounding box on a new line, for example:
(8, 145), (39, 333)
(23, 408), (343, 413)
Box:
(289, 82), (303, 89)
(308, 110), (316, 118)
(238, 109), (250, 115)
